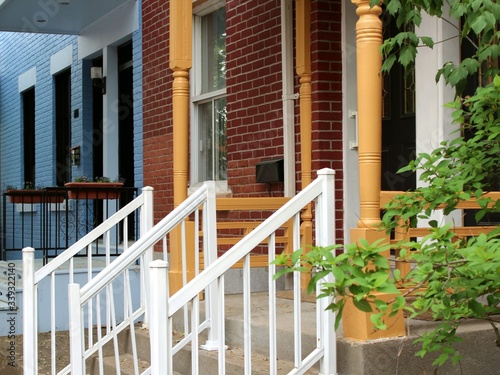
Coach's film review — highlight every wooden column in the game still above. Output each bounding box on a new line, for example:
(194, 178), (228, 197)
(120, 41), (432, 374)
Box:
(169, 0), (194, 293)
(296, 0), (313, 288)
(345, 0), (404, 340)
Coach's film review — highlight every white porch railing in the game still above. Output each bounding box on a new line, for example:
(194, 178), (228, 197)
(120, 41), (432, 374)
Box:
(147, 168), (337, 374)
(24, 168), (337, 374)
(22, 186), (155, 375)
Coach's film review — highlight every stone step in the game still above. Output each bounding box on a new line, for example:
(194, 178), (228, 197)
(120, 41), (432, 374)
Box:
(101, 337), (319, 375)
(103, 293), (321, 374)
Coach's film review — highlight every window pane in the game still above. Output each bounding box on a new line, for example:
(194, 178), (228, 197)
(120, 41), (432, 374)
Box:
(214, 97), (227, 181)
(197, 98), (227, 182)
(201, 7), (226, 94)
(197, 102), (213, 182)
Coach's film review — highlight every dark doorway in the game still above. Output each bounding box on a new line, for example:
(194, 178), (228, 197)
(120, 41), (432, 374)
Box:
(22, 88), (36, 186)
(55, 69), (71, 186)
(381, 15), (416, 192)
(118, 41), (134, 189)
(92, 57), (104, 180)
(462, 32), (500, 226)
(118, 40), (135, 240)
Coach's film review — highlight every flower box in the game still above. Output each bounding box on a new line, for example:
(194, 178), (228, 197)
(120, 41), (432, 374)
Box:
(64, 182), (124, 200)
(6, 189), (65, 204)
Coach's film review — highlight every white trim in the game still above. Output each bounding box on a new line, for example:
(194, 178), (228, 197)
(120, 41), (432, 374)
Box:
(50, 44), (73, 75)
(193, 0), (225, 16)
(18, 67), (36, 93)
(341, 0), (360, 244)
(188, 180), (231, 196)
(281, 0), (296, 197)
(78, 0), (138, 59)
(415, 10), (462, 228)
(192, 88), (226, 104)
(190, 4), (227, 186)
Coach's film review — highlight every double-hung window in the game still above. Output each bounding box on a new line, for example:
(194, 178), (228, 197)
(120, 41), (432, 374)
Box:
(191, 3), (227, 190)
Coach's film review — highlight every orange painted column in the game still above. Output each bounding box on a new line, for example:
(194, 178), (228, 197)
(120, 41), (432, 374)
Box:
(169, 0), (194, 293)
(296, 0), (313, 289)
(344, 0), (405, 340)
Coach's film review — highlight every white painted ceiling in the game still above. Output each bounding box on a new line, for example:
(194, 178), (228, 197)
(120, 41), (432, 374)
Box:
(0, 0), (134, 35)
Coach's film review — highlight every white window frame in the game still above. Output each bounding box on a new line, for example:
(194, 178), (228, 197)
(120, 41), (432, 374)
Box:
(190, 0), (228, 194)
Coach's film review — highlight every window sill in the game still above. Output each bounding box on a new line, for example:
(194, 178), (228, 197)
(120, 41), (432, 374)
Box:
(188, 181), (232, 197)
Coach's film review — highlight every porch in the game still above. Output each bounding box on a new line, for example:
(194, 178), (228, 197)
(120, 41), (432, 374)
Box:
(14, 171), (500, 374)
(3, 293), (498, 374)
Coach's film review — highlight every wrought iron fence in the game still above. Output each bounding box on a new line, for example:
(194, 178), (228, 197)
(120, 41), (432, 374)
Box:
(2, 186), (139, 263)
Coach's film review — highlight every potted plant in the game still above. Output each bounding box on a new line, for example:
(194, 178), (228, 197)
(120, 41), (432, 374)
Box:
(64, 176), (125, 199)
(5, 182), (65, 204)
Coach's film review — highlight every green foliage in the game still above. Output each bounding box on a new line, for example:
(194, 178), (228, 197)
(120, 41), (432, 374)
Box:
(272, 240), (404, 332)
(378, 0), (500, 365)
(275, 0), (500, 368)
(378, 0), (500, 95)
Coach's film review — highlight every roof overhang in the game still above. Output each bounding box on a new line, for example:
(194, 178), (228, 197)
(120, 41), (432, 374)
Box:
(0, 0), (135, 35)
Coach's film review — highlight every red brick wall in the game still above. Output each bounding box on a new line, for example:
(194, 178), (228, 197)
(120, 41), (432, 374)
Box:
(142, 0), (173, 223)
(226, 0), (285, 197)
(310, 0), (344, 242)
(142, 0), (344, 242)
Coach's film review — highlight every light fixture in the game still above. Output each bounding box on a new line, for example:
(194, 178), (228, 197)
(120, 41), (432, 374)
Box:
(91, 67), (106, 95)
(58, 0), (70, 5)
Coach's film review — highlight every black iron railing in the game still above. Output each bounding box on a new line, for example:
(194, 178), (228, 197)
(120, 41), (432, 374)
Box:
(1, 186), (139, 263)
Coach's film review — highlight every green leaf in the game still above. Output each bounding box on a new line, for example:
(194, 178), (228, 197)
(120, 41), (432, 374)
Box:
(468, 299), (485, 317)
(420, 36), (434, 48)
(381, 54), (397, 74)
(399, 45), (417, 67)
(332, 266), (345, 283)
(353, 298), (373, 313)
(471, 15), (487, 34)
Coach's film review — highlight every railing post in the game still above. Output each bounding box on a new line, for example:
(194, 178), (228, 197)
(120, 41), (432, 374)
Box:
(141, 186), (154, 326)
(201, 181), (220, 350)
(149, 260), (170, 375)
(23, 247), (36, 375)
(68, 283), (84, 375)
(315, 169), (337, 375)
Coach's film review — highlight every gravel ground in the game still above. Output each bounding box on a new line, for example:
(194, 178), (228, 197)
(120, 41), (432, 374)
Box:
(0, 330), (72, 375)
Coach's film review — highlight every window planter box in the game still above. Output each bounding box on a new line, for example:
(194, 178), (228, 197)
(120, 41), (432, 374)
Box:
(6, 189), (65, 204)
(64, 182), (124, 200)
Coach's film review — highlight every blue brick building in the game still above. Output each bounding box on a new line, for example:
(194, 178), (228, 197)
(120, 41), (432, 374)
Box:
(0, 1), (143, 260)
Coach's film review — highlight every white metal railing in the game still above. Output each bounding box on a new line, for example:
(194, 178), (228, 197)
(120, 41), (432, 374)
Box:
(26, 168), (337, 374)
(150, 169), (337, 374)
(67, 181), (218, 375)
(22, 186), (155, 375)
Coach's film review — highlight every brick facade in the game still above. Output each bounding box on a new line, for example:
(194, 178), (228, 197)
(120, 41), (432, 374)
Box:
(142, 0), (344, 243)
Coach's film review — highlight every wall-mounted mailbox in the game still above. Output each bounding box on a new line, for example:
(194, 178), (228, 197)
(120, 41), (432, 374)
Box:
(256, 158), (284, 184)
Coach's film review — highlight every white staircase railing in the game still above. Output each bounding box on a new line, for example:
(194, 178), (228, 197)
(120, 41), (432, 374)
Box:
(22, 186), (155, 375)
(67, 181), (218, 375)
(148, 168), (337, 374)
(25, 168), (337, 374)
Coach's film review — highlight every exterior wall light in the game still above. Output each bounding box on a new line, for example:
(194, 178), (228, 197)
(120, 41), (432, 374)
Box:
(91, 67), (106, 95)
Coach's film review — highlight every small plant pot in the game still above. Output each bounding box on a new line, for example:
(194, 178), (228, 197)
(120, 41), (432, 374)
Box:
(64, 182), (123, 200)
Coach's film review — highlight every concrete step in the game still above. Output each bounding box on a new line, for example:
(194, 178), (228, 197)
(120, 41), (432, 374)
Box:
(106, 329), (319, 375)
(100, 293), (321, 374)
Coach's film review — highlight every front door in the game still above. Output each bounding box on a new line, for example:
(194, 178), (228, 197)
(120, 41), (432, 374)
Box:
(381, 14), (416, 192)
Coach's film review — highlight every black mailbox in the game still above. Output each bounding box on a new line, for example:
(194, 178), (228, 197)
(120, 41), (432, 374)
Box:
(256, 158), (284, 183)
